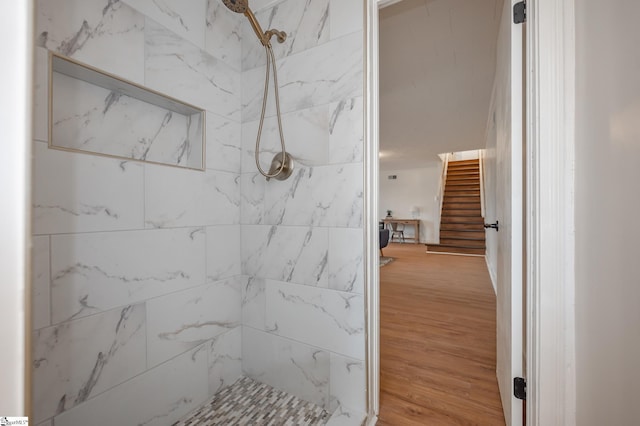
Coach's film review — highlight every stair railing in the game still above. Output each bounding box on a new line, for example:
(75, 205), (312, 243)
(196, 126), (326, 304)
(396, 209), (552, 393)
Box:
(436, 153), (451, 244)
(479, 149), (486, 218)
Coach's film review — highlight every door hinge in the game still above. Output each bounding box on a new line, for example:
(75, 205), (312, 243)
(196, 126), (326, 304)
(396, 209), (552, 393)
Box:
(514, 377), (527, 400)
(513, 1), (526, 24)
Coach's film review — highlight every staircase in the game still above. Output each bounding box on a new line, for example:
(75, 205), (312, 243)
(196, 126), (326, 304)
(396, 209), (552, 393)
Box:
(428, 159), (486, 255)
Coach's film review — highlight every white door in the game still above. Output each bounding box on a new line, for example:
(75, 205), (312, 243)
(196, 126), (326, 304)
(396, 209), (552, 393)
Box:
(494, 1), (525, 425)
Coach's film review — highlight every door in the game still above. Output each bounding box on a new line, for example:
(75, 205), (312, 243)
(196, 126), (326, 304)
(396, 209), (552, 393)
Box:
(493, 1), (525, 425)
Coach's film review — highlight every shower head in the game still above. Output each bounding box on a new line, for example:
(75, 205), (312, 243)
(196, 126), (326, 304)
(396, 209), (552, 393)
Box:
(222, 0), (248, 14)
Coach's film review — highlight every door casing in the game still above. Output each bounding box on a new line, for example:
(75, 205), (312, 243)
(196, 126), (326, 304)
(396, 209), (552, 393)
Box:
(363, 0), (577, 425)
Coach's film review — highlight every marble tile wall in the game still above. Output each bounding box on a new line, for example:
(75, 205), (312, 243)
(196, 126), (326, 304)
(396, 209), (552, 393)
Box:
(239, 0), (366, 418)
(32, 0), (244, 424)
(32, 0), (366, 423)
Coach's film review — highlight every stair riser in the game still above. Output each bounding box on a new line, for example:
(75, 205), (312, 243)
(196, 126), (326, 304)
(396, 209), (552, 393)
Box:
(440, 231), (486, 239)
(444, 190), (481, 196)
(441, 223), (485, 231)
(441, 217), (484, 224)
(427, 245), (486, 255)
(447, 169), (480, 178)
(442, 202), (481, 210)
(448, 160), (479, 166)
(440, 238), (486, 248)
(442, 210), (483, 217)
(443, 196), (481, 203)
(447, 174), (480, 180)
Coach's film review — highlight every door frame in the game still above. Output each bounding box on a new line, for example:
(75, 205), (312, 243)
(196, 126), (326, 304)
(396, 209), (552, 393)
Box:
(363, 0), (577, 424)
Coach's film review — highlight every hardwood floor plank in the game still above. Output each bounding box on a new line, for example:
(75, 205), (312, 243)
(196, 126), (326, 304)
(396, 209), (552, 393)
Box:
(378, 243), (505, 425)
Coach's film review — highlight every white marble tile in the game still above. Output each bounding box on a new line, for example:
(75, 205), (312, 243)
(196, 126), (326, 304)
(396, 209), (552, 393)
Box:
(123, 0), (206, 49)
(206, 112), (242, 173)
(241, 0), (330, 71)
(32, 236), (51, 330)
(32, 142), (144, 235)
(36, 0), (145, 83)
(145, 19), (241, 121)
(265, 280), (364, 359)
(50, 227), (206, 323)
(240, 173), (266, 225)
(242, 326), (330, 408)
(325, 405), (367, 426)
(329, 353), (366, 413)
(242, 31), (363, 122)
(205, 0), (243, 71)
(34, 47), (49, 143)
(241, 276), (266, 331)
(51, 72), (204, 169)
(54, 345), (209, 426)
(206, 225), (241, 281)
(264, 163), (364, 227)
(251, 0), (286, 12)
(32, 304), (146, 423)
(208, 326), (242, 395)
(145, 166), (240, 228)
(330, 0), (364, 40)
(146, 278), (241, 367)
(329, 97), (364, 164)
(328, 228), (364, 294)
(241, 104), (329, 171)
(242, 225), (328, 287)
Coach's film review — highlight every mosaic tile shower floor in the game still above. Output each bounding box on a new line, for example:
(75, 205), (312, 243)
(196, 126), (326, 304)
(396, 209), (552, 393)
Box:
(173, 377), (330, 426)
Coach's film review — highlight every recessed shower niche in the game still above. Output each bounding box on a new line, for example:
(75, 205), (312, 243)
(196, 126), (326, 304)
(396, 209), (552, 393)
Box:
(49, 53), (205, 170)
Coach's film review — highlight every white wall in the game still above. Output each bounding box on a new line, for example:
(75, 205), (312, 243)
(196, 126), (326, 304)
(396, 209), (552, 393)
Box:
(575, 1), (640, 424)
(0, 0), (31, 417)
(379, 164), (441, 243)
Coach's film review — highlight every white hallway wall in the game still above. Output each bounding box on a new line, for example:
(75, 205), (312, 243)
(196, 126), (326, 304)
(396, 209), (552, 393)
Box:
(379, 165), (441, 244)
(575, 0), (640, 424)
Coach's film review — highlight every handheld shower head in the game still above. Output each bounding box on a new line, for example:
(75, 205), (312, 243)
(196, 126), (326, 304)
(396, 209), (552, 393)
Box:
(221, 0), (286, 46)
(222, 0), (248, 14)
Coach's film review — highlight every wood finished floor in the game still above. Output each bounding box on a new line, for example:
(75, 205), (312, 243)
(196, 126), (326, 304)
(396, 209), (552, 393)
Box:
(378, 243), (505, 426)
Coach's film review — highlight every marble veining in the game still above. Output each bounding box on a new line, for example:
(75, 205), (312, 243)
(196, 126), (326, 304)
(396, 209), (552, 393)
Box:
(241, 104), (330, 170)
(32, 236), (51, 330)
(206, 0), (243, 70)
(329, 353), (365, 414)
(264, 164), (364, 227)
(145, 167), (240, 228)
(32, 304), (146, 423)
(241, 276), (266, 331)
(50, 227), (206, 323)
(146, 277), (242, 367)
(145, 20), (241, 121)
(123, 0), (206, 49)
(208, 327), (242, 395)
(54, 345), (209, 426)
(241, 0), (330, 71)
(36, 0), (145, 83)
(328, 228), (364, 294)
(206, 226), (241, 282)
(52, 72), (203, 168)
(242, 225), (329, 287)
(33, 142), (145, 235)
(242, 326), (330, 408)
(265, 280), (365, 359)
(206, 113), (242, 173)
(329, 97), (364, 164)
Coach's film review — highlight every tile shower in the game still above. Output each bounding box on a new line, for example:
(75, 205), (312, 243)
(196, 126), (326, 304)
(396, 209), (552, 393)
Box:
(31, 0), (365, 425)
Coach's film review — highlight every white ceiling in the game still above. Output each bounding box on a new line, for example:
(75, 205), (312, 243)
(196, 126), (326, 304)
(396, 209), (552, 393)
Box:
(379, 0), (502, 170)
